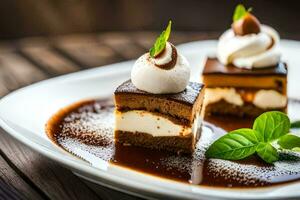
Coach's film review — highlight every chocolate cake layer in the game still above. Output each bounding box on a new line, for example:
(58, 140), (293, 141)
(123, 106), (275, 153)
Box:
(115, 129), (201, 154)
(115, 80), (204, 123)
(205, 100), (287, 117)
(202, 58), (287, 94)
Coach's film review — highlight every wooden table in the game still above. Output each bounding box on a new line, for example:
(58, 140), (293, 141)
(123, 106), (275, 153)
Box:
(0, 31), (221, 200)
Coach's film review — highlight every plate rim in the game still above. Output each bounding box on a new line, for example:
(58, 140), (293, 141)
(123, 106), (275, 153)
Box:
(1, 40), (300, 200)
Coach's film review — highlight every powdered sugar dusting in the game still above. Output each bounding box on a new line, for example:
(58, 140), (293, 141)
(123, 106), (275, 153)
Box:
(48, 100), (300, 187)
(206, 155), (300, 186)
(58, 102), (114, 146)
(59, 138), (114, 162)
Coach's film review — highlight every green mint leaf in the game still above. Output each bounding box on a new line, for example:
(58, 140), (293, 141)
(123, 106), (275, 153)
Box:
(253, 111), (290, 142)
(205, 128), (259, 160)
(291, 120), (300, 128)
(292, 147), (300, 152)
(256, 142), (279, 164)
(233, 4), (249, 22)
(278, 134), (300, 150)
(149, 20), (172, 58)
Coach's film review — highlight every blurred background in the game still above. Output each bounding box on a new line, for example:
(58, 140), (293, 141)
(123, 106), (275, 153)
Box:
(1, 0), (300, 39)
(0, 0), (300, 97)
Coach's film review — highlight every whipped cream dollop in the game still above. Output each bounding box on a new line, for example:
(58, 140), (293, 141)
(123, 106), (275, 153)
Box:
(131, 42), (190, 94)
(217, 25), (281, 69)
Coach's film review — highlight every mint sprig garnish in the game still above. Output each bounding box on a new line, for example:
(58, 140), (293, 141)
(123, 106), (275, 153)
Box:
(206, 111), (294, 164)
(253, 111), (290, 142)
(233, 4), (253, 22)
(291, 120), (300, 128)
(278, 134), (300, 150)
(149, 20), (172, 58)
(256, 142), (279, 164)
(205, 129), (259, 160)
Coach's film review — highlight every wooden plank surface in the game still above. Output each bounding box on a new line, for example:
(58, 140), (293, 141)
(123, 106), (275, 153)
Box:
(0, 178), (23, 200)
(20, 46), (80, 76)
(54, 34), (123, 68)
(0, 53), (46, 88)
(0, 32), (218, 200)
(83, 180), (141, 200)
(99, 32), (145, 60)
(0, 155), (43, 200)
(0, 49), (48, 96)
(0, 129), (101, 200)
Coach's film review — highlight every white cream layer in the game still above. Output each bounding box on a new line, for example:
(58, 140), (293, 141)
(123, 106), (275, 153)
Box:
(205, 88), (244, 106)
(217, 25), (281, 69)
(253, 90), (287, 109)
(115, 110), (201, 137)
(205, 88), (287, 109)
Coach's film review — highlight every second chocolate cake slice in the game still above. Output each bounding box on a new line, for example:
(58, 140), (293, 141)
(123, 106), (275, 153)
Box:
(201, 5), (287, 117)
(202, 58), (287, 117)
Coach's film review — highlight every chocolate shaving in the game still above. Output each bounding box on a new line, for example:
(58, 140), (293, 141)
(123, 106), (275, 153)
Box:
(155, 43), (178, 70)
(267, 37), (275, 50)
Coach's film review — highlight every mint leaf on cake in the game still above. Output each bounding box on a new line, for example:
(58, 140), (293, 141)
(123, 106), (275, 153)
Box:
(149, 20), (172, 58)
(233, 4), (252, 22)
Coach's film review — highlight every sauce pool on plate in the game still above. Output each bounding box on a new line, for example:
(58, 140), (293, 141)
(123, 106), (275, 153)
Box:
(46, 99), (300, 188)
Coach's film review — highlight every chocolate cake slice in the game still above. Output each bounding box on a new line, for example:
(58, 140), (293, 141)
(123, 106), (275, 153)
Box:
(202, 58), (287, 117)
(202, 4), (288, 117)
(114, 80), (204, 154)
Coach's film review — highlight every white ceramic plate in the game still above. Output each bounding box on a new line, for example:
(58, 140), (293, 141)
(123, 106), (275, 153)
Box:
(1, 40), (300, 200)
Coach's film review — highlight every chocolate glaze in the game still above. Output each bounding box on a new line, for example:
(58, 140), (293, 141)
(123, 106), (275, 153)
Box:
(115, 80), (204, 106)
(46, 99), (300, 188)
(203, 58), (287, 76)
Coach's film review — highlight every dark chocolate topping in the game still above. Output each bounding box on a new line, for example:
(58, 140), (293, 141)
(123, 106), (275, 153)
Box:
(115, 80), (204, 105)
(203, 58), (287, 76)
(154, 43), (178, 70)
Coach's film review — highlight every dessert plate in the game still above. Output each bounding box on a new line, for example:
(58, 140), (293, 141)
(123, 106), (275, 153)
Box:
(0, 40), (300, 200)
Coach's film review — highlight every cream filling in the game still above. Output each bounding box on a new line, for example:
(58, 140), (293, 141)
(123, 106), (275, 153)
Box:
(253, 90), (287, 109)
(115, 110), (201, 137)
(205, 88), (287, 109)
(205, 88), (244, 106)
